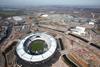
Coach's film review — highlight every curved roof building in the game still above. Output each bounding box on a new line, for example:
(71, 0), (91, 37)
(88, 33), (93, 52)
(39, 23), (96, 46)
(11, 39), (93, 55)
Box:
(16, 32), (57, 62)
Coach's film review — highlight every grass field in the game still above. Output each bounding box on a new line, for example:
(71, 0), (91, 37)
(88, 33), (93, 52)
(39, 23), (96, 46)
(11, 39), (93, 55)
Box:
(0, 10), (24, 17)
(30, 40), (45, 52)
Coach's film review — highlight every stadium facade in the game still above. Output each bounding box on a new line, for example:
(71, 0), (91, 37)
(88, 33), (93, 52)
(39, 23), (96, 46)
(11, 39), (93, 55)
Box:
(16, 32), (57, 63)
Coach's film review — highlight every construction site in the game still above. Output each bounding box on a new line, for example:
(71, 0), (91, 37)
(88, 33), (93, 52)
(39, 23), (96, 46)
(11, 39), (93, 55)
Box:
(0, 11), (100, 67)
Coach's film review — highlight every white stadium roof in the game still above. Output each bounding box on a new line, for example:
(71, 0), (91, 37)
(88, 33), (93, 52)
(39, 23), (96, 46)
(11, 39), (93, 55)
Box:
(16, 33), (57, 62)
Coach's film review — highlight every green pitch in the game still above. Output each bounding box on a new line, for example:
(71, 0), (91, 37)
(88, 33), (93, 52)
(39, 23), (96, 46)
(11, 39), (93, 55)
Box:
(30, 40), (45, 52)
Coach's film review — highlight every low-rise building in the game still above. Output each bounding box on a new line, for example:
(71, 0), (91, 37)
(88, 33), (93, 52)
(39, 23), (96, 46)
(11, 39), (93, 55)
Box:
(71, 26), (86, 35)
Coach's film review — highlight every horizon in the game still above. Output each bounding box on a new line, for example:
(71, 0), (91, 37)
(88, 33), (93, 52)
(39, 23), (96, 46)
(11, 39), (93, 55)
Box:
(0, 5), (100, 9)
(0, 0), (100, 8)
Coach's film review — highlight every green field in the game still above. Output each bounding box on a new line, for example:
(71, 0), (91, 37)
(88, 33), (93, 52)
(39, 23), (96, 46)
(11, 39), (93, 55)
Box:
(30, 40), (45, 52)
(0, 10), (24, 18)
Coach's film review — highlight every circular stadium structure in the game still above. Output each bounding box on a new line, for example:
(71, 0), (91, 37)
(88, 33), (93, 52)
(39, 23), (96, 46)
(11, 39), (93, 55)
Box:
(16, 32), (57, 62)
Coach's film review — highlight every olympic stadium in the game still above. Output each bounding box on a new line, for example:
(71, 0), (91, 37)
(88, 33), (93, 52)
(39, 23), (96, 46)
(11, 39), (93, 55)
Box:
(16, 32), (57, 63)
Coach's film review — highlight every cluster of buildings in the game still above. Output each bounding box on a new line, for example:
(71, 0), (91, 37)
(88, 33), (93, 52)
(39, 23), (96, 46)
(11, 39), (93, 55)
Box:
(0, 12), (100, 67)
(37, 13), (96, 26)
(0, 26), (8, 42)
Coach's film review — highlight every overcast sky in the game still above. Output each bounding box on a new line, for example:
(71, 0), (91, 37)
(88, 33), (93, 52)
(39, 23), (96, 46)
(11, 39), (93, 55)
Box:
(0, 0), (100, 6)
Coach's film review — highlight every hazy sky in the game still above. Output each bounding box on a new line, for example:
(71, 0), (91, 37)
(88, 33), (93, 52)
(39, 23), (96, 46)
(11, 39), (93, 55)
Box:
(0, 0), (100, 6)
